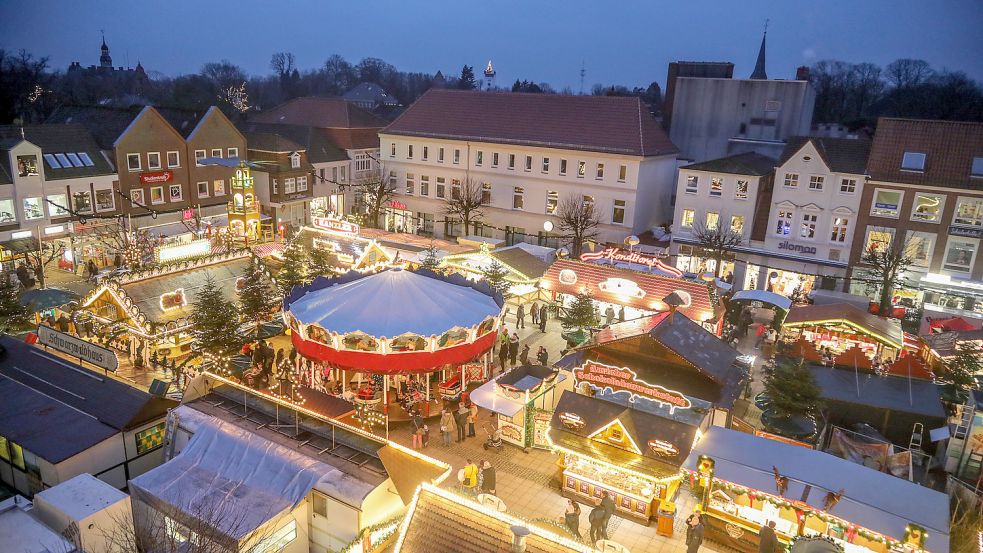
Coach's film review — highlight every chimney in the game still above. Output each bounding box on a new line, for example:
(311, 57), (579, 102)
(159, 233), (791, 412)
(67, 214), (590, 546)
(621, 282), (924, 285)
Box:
(795, 66), (810, 81)
(510, 525), (531, 553)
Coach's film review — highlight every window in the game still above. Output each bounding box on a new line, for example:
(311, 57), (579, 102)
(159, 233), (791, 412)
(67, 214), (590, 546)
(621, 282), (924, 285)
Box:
(66, 153), (84, 167)
(492, 152), (499, 167)
(289, 153), (300, 169)
(390, 143), (396, 157)
(706, 212), (719, 230)
(166, 151), (180, 168)
(0, 199), (14, 223)
(583, 195), (594, 207)
(9, 441), (24, 470)
(559, 159), (567, 175)
(943, 238), (977, 273)
(864, 228), (895, 254)
(95, 189), (114, 211)
(211, 148), (223, 159)
(901, 152), (926, 171)
(910, 193), (944, 223)
(709, 177), (722, 197)
(272, 178), (278, 194)
(354, 153), (371, 172)
(422, 146), (429, 161)
(339, 166), (346, 181)
(613, 200), (626, 224)
(23, 198), (43, 220)
(127, 153), (141, 171)
(150, 187), (164, 205)
(227, 147), (238, 159)
(730, 215), (745, 234)
(681, 209), (695, 228)
(783, 173), (799, 188)
(830, 216), (849, 242)
(197, 181), (209, 197)
(77, 152), (95, 166)
(213, 180), (225, 195)
(972, 157), (983, 177)
(685, 175), (698, 195)
(131, 189), (145, 205)
(577, 161), (586, 177)
(438, 147), (445, 162)
(907, 232), (935, 268)
(451, 179), (461, 200)
(735, 180), (749, 200)
(147, 152), (161, 170)
(808, 175), (824, 191)
(525, 155), (532, 171)
(47, 194), (69, 216)
(43, 153), (61, 169)
(800, 213), (818, 239)
(953, 198), (983, 227)
(840, 178), (857, 194)
(405, 173), (415, 195)
(297, 176), (308, 192)
(135, 423), (166, 455)
(546, 191), (558, 214)
(596, 163), (604, 179)
(169, 184), (183, 201)
(542, 158), (550, 173)
(507, 154), (515, 169)
(0, 436), (8, 461)
(194, 150), (206, 166)
(453, 149), (460, 164)
(871, 189), (903, 218)
(436, 177), (446, 199)
(618, 165), (627, 182)
(420, 175), (429, 196)
(475, 151), (483, 166)
(481, 182), (492, 205)
(513, 186), (524, 209)
(252, 520), (298, 553)
(776, 209), (793, 236)
(284, 178), (296, 194)
(73, 191), (93, 213)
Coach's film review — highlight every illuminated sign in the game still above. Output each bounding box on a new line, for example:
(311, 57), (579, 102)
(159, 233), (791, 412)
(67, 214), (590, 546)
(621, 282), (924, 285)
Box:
(160, 288), (186, 311)
(139, 170), (174, 184)
(157, 239), (212, 263)
(574, 361), (692, 412)
(559, 412), (586, 430)
(388, 200), (408, 210)
(37, 325), (119, 372)
(312, 216), (359, 237)
(580, 247), (683, 277)
(558, 268), (578, 285)
(647, 439), (680, 458)
(597, 277), (645, 298)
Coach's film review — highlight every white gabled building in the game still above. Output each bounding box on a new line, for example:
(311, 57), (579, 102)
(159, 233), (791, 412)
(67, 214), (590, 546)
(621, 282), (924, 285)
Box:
(378, 89), (679, 247)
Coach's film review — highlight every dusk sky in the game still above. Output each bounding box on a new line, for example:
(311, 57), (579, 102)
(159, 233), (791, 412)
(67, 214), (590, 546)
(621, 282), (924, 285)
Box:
(2, 0), (982, 90)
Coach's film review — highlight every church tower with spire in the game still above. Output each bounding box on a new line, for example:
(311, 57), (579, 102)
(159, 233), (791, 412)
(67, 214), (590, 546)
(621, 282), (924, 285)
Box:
(749, 22), (768, 80)
(99, 33), (113, 69)
(483, 60), (496, 91)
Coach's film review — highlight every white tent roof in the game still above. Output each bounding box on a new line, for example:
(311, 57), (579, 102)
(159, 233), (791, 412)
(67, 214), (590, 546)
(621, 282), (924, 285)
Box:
(683, 427), (949, 553)
(732, 289), (793, 311)
(289, 269), (502, 337)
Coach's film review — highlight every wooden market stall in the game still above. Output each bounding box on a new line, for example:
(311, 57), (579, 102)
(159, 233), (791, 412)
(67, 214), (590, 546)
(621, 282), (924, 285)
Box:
(684, 426), (950, 553)
(781, 303), (905, 364)
(292, 217), (392, 273)
(440, 242), (552, 303)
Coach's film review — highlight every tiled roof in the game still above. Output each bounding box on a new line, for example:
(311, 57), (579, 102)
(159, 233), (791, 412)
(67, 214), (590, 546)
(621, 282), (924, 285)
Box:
(343, 82), (398, 106)
(238, 122), (348, 163)
(241, 130), (305, 153)
(0, 124), (115, 179)
(681, 151), (776, 176)
(154, 106), (206, 138)
(46, 104), (142, 149)
(249, 96), (389, 129)
(867, 118), (983, 189)
(383, 89), (678, 157)
(779, 136), (871, 174)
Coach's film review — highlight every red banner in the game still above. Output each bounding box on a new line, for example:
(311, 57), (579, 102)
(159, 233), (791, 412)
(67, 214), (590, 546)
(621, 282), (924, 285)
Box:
(140, 170), (174, 184)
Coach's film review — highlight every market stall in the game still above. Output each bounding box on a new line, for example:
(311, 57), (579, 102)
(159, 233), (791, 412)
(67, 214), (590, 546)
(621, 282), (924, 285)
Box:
(440, 242), (552, 301)
(469, 364), (571, 450)
(684, 426), (950, 553)
(292, 217), (393, 273)
(781, 304), (905, 365)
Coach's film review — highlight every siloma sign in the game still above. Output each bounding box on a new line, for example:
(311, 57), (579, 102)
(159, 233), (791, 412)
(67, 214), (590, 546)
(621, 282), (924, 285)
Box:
(573, 361), (692, 413)
(777, 241), (817, 256)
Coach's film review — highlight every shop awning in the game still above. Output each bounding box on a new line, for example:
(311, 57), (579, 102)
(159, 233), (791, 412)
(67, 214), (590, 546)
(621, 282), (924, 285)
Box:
(731, 289), (792, 311)
(683, 426), (950, 553)
(783, 303), (904, 349)
(0, 236), (39, 255)
(470, 368), (567, 418)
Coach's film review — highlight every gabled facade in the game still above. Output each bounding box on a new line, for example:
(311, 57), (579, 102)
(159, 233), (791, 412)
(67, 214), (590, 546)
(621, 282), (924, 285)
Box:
(241, 131), (314, 227)
(186, 107), (247, 209)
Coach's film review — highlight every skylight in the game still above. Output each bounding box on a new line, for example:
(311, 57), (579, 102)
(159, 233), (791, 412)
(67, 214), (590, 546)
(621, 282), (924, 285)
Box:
(78, 152), (95, 167)
(66, 153), (83, 167)
(901, 151), (926, 171)
(54, 153), (71, 167)
(43, 153), (61, 168)
(972, 157), (983, 177)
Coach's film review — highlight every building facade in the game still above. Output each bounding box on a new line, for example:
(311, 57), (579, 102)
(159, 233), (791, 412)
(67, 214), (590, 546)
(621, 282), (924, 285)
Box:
(242, 132), (314, 228)
(379, 89), (679, 247)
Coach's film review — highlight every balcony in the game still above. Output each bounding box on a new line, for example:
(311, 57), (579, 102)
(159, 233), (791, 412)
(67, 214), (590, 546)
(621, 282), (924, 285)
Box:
(228, 201), (261, 215)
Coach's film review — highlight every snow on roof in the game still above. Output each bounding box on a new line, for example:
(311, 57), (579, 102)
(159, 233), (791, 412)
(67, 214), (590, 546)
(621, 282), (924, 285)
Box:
(288, 268), (502, 337)
(683, 427), (949, 553)
(0, 503), (75, 553)
(35, 473), (128, 522)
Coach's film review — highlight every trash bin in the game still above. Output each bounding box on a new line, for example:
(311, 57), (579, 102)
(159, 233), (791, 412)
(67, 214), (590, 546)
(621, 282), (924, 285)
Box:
(656, 501), (676, 538)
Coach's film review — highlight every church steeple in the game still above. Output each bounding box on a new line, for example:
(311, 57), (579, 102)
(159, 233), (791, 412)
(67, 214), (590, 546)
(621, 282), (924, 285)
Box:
(750, 20), (768, 80)
(99, 31), (113, 68)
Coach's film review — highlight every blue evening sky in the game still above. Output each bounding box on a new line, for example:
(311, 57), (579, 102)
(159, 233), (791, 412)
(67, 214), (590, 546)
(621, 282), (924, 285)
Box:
(2, 0), (981, 89)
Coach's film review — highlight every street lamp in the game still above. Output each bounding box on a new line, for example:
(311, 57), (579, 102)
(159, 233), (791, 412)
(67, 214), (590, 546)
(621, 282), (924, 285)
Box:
(625, 235), (640, 252)
(543, 220), (554, 248)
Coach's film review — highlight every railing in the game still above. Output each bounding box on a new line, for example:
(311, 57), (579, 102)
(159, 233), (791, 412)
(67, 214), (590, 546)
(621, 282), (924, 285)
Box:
(947, 475), (983, 510)
(227, 201), (260, 215)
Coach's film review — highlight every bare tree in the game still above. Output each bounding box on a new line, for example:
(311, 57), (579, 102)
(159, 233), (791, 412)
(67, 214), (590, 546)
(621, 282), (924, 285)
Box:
(884, 58), (934, 89)
(859, 229), (914, 315)
(691, 222), (743, 279)
(355, 161), (396, 228)
(22, 239), (63, 289)
(269, 52), (296, 79)
(443, 178), (485, 237)
(556, 194), (600, 257)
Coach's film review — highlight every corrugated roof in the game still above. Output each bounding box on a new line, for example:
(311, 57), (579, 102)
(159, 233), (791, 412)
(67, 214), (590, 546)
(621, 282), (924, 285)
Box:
(810, 365), (946, 418)
(867, 118), (983, 189)
(779, 136), (871, 174)
(383, 89), (678, 157)
(249, 96), (389, 129)
(0, 124), (115, 180)
(681, 151), (776, 176)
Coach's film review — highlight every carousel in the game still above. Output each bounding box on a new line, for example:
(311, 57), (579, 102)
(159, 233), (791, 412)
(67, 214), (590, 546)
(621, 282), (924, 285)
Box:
(282, 267), (505, 423)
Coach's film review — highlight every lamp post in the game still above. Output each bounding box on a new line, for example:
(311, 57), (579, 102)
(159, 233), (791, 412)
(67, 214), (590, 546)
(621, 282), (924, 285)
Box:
(625, 235), (640, 253)
(543, 220), (554, 249)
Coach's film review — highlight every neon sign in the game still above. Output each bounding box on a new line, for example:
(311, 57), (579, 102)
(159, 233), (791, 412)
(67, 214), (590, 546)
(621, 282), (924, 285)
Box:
(160, 288), (186, 311)
(559, 412), (586, 430)
(580, 247), (683, 277)
(648, 439), (680, 458)
(573, 361), (692, 412)
(312, 216), (359, 237)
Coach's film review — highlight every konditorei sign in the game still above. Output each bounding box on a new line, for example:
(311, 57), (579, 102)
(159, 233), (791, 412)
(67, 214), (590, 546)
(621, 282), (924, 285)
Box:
(580, 247), (683, 277)
(312, 216), (359, 238)
(139, 170), (174, 184)
(37, 325), (119, 372)
(573, 361), (692, 413)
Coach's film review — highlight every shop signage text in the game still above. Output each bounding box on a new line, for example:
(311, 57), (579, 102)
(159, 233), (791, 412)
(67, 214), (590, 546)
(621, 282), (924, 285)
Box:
(559, 412), (586, 430)
(139, 170), (174, 184)
(574, 361), (692, 412)
(38, 325), (119, 372)
(312, 216), (359, 237)
(160, 288), (187, 311)
(647, 439), (680, 458)
(777, 241), (817, 255)
(948, 225), (983, 239)
(388, 200), (408, 210)
(580, 248), (683, 277)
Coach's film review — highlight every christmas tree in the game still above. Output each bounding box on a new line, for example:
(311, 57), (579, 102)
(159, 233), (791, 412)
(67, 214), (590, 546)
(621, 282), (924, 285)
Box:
(306, 246), (335, 279)
(763, 357), (822, 419)
(482, 260), (511, 295)
(420, 240), (441, 271)
(0, 274), (30, 333)
(559, 291), (600, 330)
(189, 275), (242, 358)
(277, 240), (308, 296)
(238, 259), (278, 337)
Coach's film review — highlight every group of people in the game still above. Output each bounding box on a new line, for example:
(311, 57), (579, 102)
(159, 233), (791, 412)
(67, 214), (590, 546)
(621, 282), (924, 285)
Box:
(459, 458), (496, 496)
(495, 326), (552, 371)
(510, 301), (549, 333)
(561, 490), (615, 545)
(436, 401), (480, 447)
(683, 510), (780, 553)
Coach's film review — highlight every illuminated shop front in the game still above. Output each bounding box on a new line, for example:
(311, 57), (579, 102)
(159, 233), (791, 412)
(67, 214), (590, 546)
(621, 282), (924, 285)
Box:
(440, 242), (551, 300)
(675, 244), (736, 281)
(310, 193), (345, 218)
(292, 216), (393, 274)
(469, 364), (571, 450)
(781, 303), (905, 365)
(684, 426), (949, 553)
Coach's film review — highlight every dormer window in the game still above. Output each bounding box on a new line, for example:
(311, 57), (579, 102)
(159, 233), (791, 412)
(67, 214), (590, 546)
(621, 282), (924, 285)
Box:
(290, 152), (301, 169)
(971, 157), (983, 178)
(901, 152), (926, 172)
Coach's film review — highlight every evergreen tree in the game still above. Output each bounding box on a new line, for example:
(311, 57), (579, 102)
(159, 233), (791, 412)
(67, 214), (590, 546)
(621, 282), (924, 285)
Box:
(306, 247), (335, 279)
(238, 259), (278, 336)
(458, 65), (476, 89)
(559, 291), (600, 330)
(277, 240), (308, 296)
(763, 357), (823, 419)
(482, 260), (510, 295)
(189, 275), (241, 357)
(420, 240), (441, 271)
(0, 275), (30, 333)
(941, 341), (983, 401)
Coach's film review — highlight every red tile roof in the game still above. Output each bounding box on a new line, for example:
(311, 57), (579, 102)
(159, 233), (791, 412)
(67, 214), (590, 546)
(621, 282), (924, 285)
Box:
(382, 89), (678, 157)
(249, 96), (388, 130)
(541, 259), (715, 321)
(867, 118), (983, 189)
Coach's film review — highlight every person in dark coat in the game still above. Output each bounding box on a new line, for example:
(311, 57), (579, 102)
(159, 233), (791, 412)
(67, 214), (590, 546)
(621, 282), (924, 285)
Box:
(516, 304), (525, 329)
(519, 344), (530, 365)
(564, 500), (583, 540)
(539, 304), (548, 332)
(536, 346), (549, 366)
(588, 503), (606, 544)
(618, 305), (625, 322)
(599, 490), (615, 539)
(454, 403), (468, 442)
(685, 511), (705, 553)
(759, 521), (779, 553)
(508, 333), (519, 366)
(479, 460), (496, 495)
(498, 342), (509, 372)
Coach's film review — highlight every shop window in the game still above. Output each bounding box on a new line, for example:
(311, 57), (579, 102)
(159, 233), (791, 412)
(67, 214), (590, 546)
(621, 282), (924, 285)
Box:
(17, 155), (39, 176)
(730, 215), (744, 235)
(481, 182), (492, 205)
(150, 187), (165, 205)
(907, 232), (934, 268)
(911, 193), (944, 223)
(169, 185), (183, 202)
(436, 177), (446, 199)
(943, 238), (977, 273)
(47, 194), (69, 217)
(23, 197), (44, 220)
(681, 209), (695, 228)
(131, 189), (145, 205)
(783, 173), (798, 188)
(953, 197), (983, 227)
(343, 332), (378, 351)
(513, 186), (524, 210)
(706, 211), (719, 230)
(546, 190), (558, 214)
(830, 216), (849, 243)
(96, 189), (115, 211)
(213, 180), (225, 195)
(871, 189), (903, 218)
(840, 178), (857, 194)
(135, 423), (166, 455)
(775, 209), (792, 236)
(864, 228), (895, 254)
(709, 177), (722, 197)
(420, 175), (429, 196)
(127, 153), (141, 172)
(167, 151), (180, 168)
(613, 200), (626, 225)
(73, 191), (94, 214)
(735, 180), (748, 200)
(0, 199), (16, 223)
(685, 175), (698, 195)
(147, 152), (161, 170)
(391, 334), (427, 352)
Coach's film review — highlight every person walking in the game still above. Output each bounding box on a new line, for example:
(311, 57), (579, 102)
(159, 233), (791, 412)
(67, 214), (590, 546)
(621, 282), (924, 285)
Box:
(604, 305), (615, 325)
(440, 408), (455, 446)
(454, 402), (468, 442)
(588, 502), (606, 545)
(599, 490), (615, 539)
(539, 304), (548, 333)
(411, 411), (425, 449)
(519, 344), (531, 365)
(461, 459), (479, 495)
(516, 304), (525, 329)
(479, 460), (496, 495)
(564, 500), (583, 540)
(467, 402), (478, 437)
(758, 521), (779, 553)
(685, 510), (705, 553)
(508, 333), (519, 366)
(531, 301), (539, 325)
(754, 323), (767, 349)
